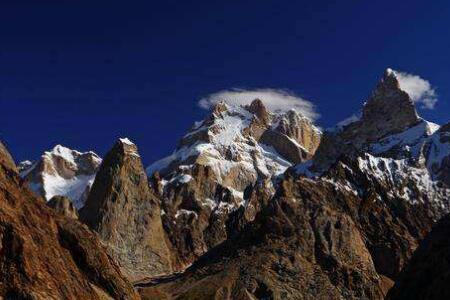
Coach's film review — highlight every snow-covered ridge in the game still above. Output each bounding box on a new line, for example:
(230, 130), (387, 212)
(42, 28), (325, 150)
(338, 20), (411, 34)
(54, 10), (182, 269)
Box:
(297, 117), (450, 215)
(369, 119), (439, 157)
(20, 145), (102, 208)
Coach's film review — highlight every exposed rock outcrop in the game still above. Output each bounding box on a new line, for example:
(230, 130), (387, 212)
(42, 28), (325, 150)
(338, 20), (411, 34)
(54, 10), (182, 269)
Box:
(0, 141), (16, 173)
(80, 138), (172, 281)
(0, 141), (139, 299)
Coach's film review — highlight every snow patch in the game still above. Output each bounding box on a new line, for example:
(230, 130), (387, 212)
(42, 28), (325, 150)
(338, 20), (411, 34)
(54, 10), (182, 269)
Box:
(119, 138), (135, 145)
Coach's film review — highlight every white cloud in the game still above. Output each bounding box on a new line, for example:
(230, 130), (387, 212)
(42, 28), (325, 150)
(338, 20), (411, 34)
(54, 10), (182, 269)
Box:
(198, 88), (319, 121)
(394, 69), (438, 109)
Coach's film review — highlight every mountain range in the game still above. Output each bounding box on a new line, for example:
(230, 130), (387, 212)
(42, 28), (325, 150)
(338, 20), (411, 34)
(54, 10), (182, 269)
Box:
(1, 69), (450, 299)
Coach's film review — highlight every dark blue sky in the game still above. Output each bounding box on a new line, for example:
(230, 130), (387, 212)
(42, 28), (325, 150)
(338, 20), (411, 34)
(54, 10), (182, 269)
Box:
(1, 1), (450, 164)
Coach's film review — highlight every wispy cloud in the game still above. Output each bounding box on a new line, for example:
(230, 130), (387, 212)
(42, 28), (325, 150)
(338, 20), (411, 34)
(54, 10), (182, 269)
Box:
(394, 70), (438, 109)
(198, 88), (319, 121)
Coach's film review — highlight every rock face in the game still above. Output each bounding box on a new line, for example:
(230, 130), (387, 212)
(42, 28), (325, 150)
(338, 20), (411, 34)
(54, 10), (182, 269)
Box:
(146, 99), (321, 269)
(80, 138), (172, 281)
(0, 141), (17, 173)
(137, 176), (387, 299)
(387, 214), (450, 300)
(318, 157), (434, 280)
(47, 195), (79, 219)
(20, 145), (102, 208)
(0, 141), (139, 299)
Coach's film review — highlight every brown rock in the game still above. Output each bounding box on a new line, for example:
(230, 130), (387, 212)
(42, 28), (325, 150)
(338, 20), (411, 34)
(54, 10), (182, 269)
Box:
(0, 141), (16, 173)
(0, 141), (139, 299)
(274, 109), (321, 154)
(138, 177), (386, 299)
(80, 138), (172, 281)
(260, 129), (310, 163)
(322, 156), (434, 279)
(360, 69), (420, 142)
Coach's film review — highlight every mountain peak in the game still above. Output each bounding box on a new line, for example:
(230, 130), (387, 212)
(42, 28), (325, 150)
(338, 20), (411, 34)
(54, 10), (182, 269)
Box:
(310, 69), (422, 172)
(20, 145), (101, 208)
(118, 137), (135, 146)
(361, 69), (420, 140)
(114, 138), (140, 158)
(384, 67), (397, 78)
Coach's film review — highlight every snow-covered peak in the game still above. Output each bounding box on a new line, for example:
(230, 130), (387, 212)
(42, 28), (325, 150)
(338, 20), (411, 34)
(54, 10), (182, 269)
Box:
(46, 145), (81, 165)
(21, 145), (102, 208)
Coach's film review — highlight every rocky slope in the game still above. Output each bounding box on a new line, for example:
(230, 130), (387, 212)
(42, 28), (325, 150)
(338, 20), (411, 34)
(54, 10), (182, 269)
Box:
(147, 99), (321, 268)
(19, 145), (102, 208)
(137, 175), (388, 300)
(0, 140), (139, 299)
(0, 141), (17, 173)
(386, 213), (450, 300)
(80, 138), (173, 281)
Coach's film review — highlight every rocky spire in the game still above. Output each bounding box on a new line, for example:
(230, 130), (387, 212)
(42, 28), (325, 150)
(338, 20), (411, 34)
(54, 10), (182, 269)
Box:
(359, 68), (420, 142)
(245, 98), (271, 125)
(80, 138), (172, 281)
(312, 68), (422, 171)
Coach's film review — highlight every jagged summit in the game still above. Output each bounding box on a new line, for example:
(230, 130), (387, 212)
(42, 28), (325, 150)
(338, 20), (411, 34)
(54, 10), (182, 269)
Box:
(147, 99), (321, 183)
(361, 68), (420, 139)
(298, 68), (450, 218)
(19, 144), (101, 208)
(311, 69), (424, 172)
